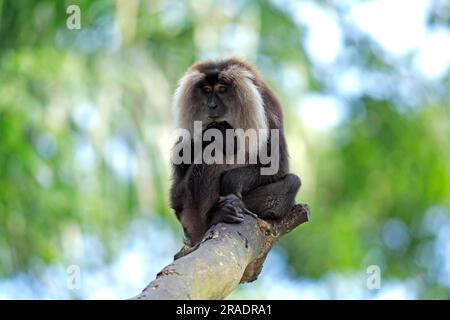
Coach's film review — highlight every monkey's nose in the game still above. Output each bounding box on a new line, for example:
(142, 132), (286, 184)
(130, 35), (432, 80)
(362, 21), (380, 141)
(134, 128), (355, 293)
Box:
(208, 104), (218, 110)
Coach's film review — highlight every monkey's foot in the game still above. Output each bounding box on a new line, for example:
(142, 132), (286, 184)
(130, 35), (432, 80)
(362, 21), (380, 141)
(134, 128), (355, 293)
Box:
(220, 193), (259, 218)
(174, 243), (200, 260)
(209, 193), (245, 225)
(174, 244), (190, 260)
(174, 235), (196, 260)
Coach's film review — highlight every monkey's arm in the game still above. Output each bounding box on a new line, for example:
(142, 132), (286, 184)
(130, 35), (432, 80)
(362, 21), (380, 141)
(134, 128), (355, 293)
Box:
(208, 166), (294, 226)
(170, 176), (185, 216)
(220, 165), (282, 197)
(207, 166), (264, 227)
(170, 170), (196, 249)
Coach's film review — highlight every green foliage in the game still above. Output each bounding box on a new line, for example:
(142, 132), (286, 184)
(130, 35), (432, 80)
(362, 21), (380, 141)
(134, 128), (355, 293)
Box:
(0, 0), (449, 298)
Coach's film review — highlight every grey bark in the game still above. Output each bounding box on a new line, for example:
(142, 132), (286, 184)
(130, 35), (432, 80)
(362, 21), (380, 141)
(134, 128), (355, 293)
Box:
(132, 177), (310, 300)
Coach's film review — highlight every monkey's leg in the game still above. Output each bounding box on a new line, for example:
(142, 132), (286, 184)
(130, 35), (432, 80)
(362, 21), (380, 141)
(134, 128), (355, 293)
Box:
(214, 166), (281, 217)
(206, 166), (278, 227)
(220, 165), (284, 198)
(244, 173), (301, 220)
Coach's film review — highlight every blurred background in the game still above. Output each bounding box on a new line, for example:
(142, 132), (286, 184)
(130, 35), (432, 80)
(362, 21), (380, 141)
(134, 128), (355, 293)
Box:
(0, 0), (450, 299)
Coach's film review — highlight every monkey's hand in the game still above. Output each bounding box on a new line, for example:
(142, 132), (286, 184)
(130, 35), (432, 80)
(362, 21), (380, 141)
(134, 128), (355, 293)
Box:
(208, 193), (246, 226)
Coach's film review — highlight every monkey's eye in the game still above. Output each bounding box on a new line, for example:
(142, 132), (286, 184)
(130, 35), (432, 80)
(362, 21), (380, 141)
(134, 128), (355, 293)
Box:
(216, 85), (228, 94)
(201, 86), (212, 94)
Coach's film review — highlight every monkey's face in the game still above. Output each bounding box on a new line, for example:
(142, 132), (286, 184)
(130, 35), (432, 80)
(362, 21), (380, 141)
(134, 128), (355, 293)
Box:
(173, 59), (269, 137)
(195, 76), (234, 125)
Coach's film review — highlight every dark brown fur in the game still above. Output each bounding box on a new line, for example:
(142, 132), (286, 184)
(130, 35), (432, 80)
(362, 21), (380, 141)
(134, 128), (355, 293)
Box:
(170, 58), (290, 245)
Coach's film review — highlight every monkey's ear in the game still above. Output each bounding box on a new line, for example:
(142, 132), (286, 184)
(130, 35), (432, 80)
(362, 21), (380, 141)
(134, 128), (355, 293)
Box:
(243, 174), (301, 219)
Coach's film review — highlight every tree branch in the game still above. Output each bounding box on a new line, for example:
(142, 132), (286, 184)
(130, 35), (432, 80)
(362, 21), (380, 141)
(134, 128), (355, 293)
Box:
(132, 175), (310, 300)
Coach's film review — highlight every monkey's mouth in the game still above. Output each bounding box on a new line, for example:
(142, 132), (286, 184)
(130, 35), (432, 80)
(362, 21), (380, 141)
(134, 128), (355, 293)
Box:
(208, 115), (221, 119)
